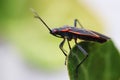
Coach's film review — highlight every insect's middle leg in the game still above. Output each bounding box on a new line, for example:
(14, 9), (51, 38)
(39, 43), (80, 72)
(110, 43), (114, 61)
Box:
(74, 19), (84, 28)
(74, 39), (88, 73)
(67, 39), (71, 50)
(59, 38), (68, 65)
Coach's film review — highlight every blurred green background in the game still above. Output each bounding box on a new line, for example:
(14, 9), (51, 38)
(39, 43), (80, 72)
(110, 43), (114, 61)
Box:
(0, 0), (104, 70)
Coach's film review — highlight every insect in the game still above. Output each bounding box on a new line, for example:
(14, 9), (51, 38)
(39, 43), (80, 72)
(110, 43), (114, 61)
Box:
(32, 9), (110, 72)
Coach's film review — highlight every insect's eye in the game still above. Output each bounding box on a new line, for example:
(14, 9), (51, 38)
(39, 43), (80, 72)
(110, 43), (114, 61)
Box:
(51, 30), (56, 34)
(53, 29), (57, 32)
(52, 29), (59, 33)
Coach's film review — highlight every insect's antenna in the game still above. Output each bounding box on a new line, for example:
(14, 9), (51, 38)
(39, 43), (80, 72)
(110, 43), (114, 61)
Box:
(31, 9), (52, 32)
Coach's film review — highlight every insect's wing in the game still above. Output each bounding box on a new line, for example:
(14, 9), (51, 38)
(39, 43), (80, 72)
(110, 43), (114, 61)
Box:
(91, 30), (110, 40)
(67, 27), (110, 43)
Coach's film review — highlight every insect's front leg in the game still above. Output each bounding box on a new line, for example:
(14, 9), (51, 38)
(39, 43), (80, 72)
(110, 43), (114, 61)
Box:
(74, 39), (88, 73)
(59, 38), (68, 65)
(74, 19), (84, 28)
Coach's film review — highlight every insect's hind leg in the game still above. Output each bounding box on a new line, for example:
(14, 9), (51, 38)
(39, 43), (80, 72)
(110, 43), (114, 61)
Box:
(74, 39), (88, 73)
(74, 19), (84, 28)
(59, 38), (68, 65)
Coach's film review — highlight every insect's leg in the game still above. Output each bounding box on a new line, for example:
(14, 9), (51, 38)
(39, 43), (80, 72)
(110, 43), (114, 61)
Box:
(59, 38), (67, 65)
(74, 19), (84, 28)
(67, 39), (71, 50)
(74, 39), (88, 73)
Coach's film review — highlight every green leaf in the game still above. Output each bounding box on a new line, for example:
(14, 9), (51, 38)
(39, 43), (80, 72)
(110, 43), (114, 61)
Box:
(67, 40), (120, 80)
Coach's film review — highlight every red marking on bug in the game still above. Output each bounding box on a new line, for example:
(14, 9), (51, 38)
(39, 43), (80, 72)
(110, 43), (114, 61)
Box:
(61, 28), (70, 32)
(69, 30), (81, 35)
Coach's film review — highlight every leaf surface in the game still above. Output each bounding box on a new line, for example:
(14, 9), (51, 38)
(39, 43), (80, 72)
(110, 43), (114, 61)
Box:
(67, 40), (120, 80)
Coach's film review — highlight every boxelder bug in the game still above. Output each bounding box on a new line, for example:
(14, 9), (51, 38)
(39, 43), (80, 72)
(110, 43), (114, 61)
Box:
(32, 9), (110, 72)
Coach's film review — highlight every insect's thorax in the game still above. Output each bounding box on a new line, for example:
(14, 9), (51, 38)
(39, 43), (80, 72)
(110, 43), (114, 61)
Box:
(51, 26), (81, 40)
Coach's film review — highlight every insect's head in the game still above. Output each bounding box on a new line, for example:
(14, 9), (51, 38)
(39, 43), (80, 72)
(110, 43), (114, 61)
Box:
(50, 28), (62, 38)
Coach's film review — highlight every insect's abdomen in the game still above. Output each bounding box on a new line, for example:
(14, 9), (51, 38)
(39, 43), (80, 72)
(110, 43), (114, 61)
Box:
(76, 34), (108, 43)
(75, 31), (110, 43)
(67, 27), (110, 43)
(60, 27), (110, 43)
